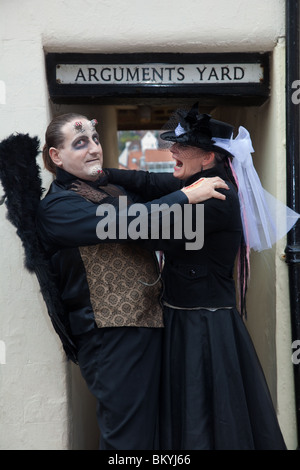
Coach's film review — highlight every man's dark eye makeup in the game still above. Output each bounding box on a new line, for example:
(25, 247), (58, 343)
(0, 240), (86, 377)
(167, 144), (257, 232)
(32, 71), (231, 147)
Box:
(73, 133), (99, 148)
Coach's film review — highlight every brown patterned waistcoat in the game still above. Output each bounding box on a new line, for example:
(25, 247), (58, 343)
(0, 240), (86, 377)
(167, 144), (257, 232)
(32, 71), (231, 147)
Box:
(71, 180), (164, 329)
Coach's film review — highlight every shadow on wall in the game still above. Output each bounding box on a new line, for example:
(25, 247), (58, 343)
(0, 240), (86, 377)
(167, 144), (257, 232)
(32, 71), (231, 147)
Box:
(71, 363), (100, 450)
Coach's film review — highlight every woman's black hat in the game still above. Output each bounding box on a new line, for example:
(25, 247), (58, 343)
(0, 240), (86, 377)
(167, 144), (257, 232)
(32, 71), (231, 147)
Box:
(160, 102), (234, 154)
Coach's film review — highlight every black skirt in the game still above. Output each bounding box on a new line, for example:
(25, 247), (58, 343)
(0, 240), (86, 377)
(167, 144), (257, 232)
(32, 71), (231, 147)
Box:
(159, 306), (287, 450)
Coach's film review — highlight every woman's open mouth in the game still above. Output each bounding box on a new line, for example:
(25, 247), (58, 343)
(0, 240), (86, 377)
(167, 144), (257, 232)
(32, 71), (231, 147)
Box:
(174, 158), (183, 169)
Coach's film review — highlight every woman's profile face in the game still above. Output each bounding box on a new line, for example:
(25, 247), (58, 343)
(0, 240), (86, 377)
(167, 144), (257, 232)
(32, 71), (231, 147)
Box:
(50, 118), (103, 181)
(170, 143), (206, 180)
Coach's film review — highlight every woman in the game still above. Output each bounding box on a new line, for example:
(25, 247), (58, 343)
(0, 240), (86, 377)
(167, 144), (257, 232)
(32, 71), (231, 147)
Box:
(107, 103), (289, 449)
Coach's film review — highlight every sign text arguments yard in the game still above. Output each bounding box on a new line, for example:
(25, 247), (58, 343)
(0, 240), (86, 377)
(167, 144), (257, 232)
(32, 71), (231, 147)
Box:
(56, 63), (263, 86)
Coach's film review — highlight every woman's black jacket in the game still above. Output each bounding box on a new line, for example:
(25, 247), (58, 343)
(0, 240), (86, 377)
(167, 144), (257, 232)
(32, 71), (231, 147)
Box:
(108, 166), (243, 309)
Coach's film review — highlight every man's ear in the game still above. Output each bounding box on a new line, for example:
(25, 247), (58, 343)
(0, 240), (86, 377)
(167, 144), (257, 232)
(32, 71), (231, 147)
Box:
(49, 147), (63, 167)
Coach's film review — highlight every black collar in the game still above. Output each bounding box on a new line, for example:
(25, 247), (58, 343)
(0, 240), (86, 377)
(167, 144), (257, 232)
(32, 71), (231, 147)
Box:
(55, 167), (108, 189)
(184, 166), (227, 187)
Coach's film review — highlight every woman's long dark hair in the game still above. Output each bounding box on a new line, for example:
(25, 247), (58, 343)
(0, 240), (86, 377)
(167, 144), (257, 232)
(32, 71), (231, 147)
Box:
(215, 151), (250, 319)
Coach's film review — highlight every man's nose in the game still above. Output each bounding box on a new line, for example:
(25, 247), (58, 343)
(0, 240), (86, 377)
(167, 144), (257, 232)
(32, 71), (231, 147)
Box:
(89, 140), (101, 153)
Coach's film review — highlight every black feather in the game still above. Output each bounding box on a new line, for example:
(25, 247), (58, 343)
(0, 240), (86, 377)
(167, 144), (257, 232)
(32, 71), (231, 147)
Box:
(0, 133), (78, 362)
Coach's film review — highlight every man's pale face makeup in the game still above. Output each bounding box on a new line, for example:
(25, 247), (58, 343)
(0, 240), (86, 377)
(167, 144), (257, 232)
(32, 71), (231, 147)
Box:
(56, 118), (103, 181)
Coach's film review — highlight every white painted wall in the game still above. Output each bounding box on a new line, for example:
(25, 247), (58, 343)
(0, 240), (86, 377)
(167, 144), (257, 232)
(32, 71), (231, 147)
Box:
(0, 0), (294, 450)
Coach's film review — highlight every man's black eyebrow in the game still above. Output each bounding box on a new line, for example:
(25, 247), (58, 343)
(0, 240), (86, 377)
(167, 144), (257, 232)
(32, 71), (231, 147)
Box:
(73, 134), (88, 141)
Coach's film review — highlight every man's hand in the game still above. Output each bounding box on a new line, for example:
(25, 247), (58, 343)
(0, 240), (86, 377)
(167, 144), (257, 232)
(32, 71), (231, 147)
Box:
(181, 177), (229, 204)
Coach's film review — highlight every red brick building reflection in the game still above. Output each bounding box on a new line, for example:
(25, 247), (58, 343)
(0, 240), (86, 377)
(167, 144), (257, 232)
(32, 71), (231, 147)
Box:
(118, 131), (174, 173)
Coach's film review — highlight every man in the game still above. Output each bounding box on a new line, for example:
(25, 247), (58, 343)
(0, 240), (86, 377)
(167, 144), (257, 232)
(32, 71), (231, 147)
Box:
(36, 112), (228, 450)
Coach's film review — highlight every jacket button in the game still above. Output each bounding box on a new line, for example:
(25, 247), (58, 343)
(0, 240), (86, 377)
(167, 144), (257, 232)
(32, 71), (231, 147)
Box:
(189, 269), (196, 276)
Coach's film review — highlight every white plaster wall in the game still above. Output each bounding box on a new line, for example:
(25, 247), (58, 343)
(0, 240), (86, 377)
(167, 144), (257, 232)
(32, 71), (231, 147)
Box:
(0, 223), (71, 449)
(239, 40), (297, 449)
(0, 0), (290, 450)
(266, 39), (297, 450)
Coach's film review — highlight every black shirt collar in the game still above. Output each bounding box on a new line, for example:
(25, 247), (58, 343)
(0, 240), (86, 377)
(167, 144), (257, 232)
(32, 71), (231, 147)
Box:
(56, 167), (108, 189)
(183, 166), (227, 187)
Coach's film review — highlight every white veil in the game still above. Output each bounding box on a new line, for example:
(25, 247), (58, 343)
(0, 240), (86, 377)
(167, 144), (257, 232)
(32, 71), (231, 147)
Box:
(213, 126), (300, 252)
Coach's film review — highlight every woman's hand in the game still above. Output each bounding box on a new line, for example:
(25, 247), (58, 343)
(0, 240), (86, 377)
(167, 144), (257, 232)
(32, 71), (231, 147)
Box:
(181, 177), (229, 204)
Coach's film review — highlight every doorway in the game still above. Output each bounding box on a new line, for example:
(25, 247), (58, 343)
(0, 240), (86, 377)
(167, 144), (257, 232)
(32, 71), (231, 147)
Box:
(49, 95), (279, 449)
